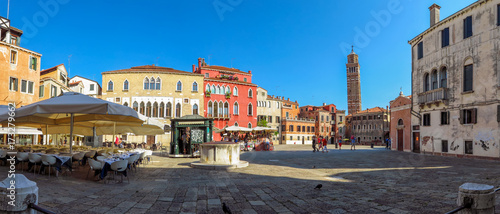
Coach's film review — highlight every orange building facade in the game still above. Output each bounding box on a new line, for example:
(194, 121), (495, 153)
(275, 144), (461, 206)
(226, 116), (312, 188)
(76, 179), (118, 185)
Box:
(389, 92), (412, 152)
(1, 17), (41, 108)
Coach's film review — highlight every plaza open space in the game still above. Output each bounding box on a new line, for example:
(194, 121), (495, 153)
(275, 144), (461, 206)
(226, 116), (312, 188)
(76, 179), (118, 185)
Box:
(1, 145), (499, 214)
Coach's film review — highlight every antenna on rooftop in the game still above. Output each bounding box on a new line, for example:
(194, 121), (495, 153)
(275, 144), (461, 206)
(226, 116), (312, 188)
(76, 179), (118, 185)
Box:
(7, 0), (10, 19)
(68, 55), (72, 81)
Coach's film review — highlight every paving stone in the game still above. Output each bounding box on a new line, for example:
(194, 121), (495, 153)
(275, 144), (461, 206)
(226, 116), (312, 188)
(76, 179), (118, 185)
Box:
(207, 198), (221, 205)
(249, 201), (266, 206)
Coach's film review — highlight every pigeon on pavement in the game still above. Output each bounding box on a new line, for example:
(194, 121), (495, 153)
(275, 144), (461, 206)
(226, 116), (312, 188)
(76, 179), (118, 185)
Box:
(222, 202), (232, 214)
(314, 184), (323, 190)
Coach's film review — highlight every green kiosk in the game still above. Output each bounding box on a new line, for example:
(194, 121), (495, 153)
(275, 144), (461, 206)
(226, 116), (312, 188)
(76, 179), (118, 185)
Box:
(170, 115), (213, 157)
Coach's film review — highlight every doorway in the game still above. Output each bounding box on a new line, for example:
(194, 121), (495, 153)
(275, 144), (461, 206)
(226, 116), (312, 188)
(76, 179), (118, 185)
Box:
(412, 132), (420, 153)
(397, 129), (403, 151)
(147, 135), (155, 147)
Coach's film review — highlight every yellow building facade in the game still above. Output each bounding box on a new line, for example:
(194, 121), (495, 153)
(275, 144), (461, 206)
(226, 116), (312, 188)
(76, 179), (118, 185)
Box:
(101, 65), (205, 146)
(39, 64), (71, 101)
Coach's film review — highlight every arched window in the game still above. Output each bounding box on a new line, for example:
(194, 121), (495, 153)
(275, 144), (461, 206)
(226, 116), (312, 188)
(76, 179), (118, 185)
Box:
(398, 119), (404, 126)
(211, 85), (215, 94)
(166, 102), (172, 117)
(363, 125), (366, 130)
(213, 102), (219, 117)
(369, 125), (371, 129)
(424, 73), (430, 92)
(289, 125), (293, 131)
(218, 101), (223, 117)
(206, 84), (210, 92)
(233, 102), (239, 115)
(248, 103), (253, 116)
(144, 78), (149, 90)
(176, 81), (182, 91)
(248, 88), (253, 97)
(207, 101), (214, 117)
(123, 102), (128, 107)
(221, 85), (225, 94)
(193, 104), (198, 115)
(208, 101), (213, 117)
(226, 86), (230, 94)
(224, 102), (229, 117)
(123, 80), (129, 90)
(353, 125), (356, 130)
(150, 77), (155, 90)
(431, 70), (438, 90)
(133, 101), (138, 112)
(140, 102), (145, 115)
(192, 82), (198, 92)
(152, 102), (158, 117)
(107, 80), (113, 91)
(233, 87), (238, 96)
(440, 67), (447, 88)
(248, 123), (252, 128)
(156, 77), (161, 90)
(159, 102), (165, 117)
(268, 101), (271, 108)
(216, 85), (221, 94)
(146, 102), (152, 117)
(175, 103), (181, 117)
(357, 125), (360, 130)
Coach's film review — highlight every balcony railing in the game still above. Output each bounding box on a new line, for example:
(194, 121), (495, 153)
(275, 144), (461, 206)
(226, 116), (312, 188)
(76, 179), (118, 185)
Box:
(418, 88), (449, 105)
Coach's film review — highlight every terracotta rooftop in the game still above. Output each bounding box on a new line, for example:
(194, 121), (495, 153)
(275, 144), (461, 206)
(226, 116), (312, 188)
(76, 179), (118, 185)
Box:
(103, 65), (202, 75)
(69, 81), (82, 86)
(40, 64), (64, 76)
(204, 77), (257, 86)
(202, 65), (250, 75)
(355, 107), (386, 114)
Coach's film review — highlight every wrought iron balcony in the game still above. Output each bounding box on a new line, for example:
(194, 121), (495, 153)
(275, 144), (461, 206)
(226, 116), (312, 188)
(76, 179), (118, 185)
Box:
(418, 88), (449, 105)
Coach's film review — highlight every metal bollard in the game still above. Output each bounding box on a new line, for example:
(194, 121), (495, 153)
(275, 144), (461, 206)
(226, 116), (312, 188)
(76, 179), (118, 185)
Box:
(457, 183), (495, 214)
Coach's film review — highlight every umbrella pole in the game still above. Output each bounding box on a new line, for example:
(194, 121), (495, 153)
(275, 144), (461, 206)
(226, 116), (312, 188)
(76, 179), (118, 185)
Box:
(70, 113), (74, 154)
(45, 124), (48, 146)
(113, 122), (116, 148)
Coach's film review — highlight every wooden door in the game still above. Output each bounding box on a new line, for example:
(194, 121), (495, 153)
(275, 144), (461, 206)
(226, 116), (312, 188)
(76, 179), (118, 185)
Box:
(397, 129), (403, 151)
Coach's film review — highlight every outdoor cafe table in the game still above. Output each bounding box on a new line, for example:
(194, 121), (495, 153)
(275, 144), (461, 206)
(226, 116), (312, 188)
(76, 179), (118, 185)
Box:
(27, 153), (75, 173)
(98, 152), (141, 180)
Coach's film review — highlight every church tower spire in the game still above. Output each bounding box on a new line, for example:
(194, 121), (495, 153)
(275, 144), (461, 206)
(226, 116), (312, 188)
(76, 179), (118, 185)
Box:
(346, 49), (362, 114)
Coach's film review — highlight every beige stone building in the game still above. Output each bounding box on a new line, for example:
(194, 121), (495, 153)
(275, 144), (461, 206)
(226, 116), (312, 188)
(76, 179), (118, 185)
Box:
(39, 64), (71, 101)
(409, 1), (500, 158)
(101, 65), (205, 146)
(256, 87), (282, 141)
(350, 107), (390, 145)
(336, 110), (346, 141)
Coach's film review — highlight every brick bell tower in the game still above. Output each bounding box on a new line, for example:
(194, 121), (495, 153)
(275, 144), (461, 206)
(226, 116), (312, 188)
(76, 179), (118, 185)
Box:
(346, 47), (362, 114)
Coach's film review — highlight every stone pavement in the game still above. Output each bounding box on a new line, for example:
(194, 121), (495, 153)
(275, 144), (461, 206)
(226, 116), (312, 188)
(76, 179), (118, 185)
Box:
(1, 145), (500, 214)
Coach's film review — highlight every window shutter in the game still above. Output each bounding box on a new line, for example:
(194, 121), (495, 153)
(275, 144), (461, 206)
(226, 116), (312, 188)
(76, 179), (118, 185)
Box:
(498, 105), (500, 122)
(447, 111), (450, 125)
(463, 18), (467, 38)
(472, 108), (477, 124)
(459, 110), (464, 124)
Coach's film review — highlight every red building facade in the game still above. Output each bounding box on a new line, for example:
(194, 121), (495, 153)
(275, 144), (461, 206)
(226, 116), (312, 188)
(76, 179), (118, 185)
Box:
(193, 58), (257, 141)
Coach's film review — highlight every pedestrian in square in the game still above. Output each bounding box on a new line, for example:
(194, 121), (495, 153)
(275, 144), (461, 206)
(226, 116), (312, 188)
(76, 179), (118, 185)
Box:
(312, 136), (317, 152)
(351, 135), (356, 150)
(322, 137), (328, 153)
(339, 139), (342, 150)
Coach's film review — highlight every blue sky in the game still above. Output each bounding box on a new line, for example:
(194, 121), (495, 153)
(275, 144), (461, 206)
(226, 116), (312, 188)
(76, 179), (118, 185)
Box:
(5, 0), (476, 114)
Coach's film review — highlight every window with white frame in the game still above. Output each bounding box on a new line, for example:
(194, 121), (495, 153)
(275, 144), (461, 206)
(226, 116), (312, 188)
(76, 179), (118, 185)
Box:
(21, 80), (27, 93)
(10, 50), (17, 65)
(107, 80), (114, 91)
(150, 77), (155, 90)
(233, 102), (239, 115)
(192, 82), (198, 92)
(193, 104), (198, 115)
(39, 85), (44, 97)
(248, 103), (253, 115)
(123, 80), (129, 90)
(144, 78), (149, 90)
(9, 77), (18, 91)
(248, 88), (253, 97)
(176, 81), (182, 91)
(29, 56), (37, 71)
(233, 87), (238, 96)
(156, 77), (161, 90)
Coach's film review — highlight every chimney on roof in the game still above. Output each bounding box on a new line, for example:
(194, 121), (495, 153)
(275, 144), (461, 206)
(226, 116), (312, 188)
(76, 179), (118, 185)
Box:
(323, 103), (326, 106)
(429, 4), (441, 27)
(287, 98), (290, 101)
(198, 58), (202, 69)
(248, 70), (252, 74)
(192, 64), (195, 73)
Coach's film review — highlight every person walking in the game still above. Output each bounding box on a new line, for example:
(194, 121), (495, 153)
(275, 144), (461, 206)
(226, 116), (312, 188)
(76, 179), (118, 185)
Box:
(338, 139), (342, 150)
(322, 136), (328, 153)
(351, 135), (356, 150)
(318, 136), (323, 151)
(312, 136), (317, 152)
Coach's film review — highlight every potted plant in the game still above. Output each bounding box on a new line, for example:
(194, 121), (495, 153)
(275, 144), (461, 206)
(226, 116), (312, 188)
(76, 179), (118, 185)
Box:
(225, 92), (231, 99)
(205, 90), (211, 97)
(234, 76), (239, 81)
